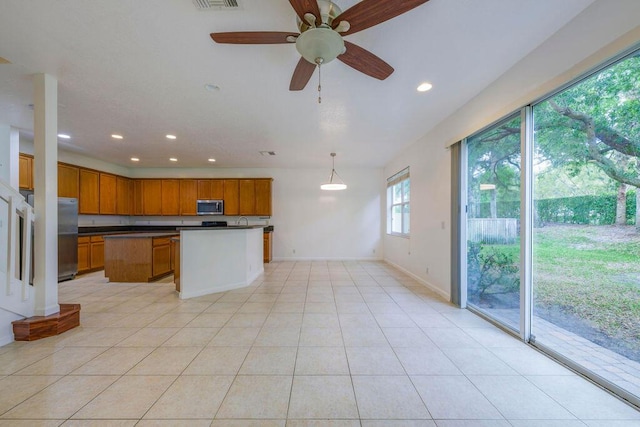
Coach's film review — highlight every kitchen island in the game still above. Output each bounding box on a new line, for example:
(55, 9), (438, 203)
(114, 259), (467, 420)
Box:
(103, 232), (179, 282)
(178, 226), (264, 299)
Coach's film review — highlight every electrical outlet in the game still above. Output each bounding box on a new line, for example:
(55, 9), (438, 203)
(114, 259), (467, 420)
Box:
(426, 267), (430, 274)
(372, 249), (376, 254)
(292, 249), (296, 254)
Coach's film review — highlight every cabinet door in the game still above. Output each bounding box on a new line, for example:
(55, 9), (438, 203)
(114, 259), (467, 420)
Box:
(152, 244), (171, 277)
(77, 237), (90, 272)
(180, 180), (197, 216)
(223, 179), (239, 215)
(142, 180), (162, 215)
(161, 179), (180, 215)
(58, 164), (79, 198)
(79, 169), (100, 214)
(19, 154), (33, 190)
(239, 179), (256, 215)
(90, 236), (104, 269)
(116, 176), (130, 215)
(198, 180), (224, 200)
(99, 173), (117, 214)
(255, 179), (272, 216)
(131, 179), (143, 215)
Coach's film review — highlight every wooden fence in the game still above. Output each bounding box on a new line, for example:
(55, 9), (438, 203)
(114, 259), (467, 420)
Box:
(467, 218), (519, 244)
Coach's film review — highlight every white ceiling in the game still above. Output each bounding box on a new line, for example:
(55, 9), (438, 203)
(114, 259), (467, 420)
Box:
(0, 0), (595, 169)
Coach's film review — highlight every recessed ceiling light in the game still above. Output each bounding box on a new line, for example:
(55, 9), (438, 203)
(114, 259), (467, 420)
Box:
(169, 157), (178, 162)
(166, 134), (177, 140)
(130, 157), (140, 162)
(111, 134), (123, 139)
(417, 82), (433, 92)
(208, 158), (216, 162)
(57, 133), (71, 139)
(205, 84), (220, 92)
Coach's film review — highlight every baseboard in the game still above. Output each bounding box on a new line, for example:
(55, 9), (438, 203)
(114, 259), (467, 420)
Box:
(383, 259), (451, 301)
(272, 256), (383, 262)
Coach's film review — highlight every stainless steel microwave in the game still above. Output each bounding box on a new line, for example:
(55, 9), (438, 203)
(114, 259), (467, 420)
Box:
(196, 199), (224, 215)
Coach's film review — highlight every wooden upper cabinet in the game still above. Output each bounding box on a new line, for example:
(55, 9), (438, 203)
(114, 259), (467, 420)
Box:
(142, 179), (162, 215)
(161, 179), (180, 215)
(223, 179), (239, 215)
(197, 180), (224, 200)
(255, 179), (272, 216)
(179, 180), (197, 216)
(239, 179), (256, 215)
(19, 154), (33, 190)
(58, 163), (79, 198)
(116, 176), (130, 215)
(99, 173), (117, 215)
(131, 179), (143, 216)
(79, 169), (100, 214)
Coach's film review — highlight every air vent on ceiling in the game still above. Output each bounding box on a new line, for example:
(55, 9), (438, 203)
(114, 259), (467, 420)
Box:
(260, 151), (276, 156)
(193, 0), (240, 10)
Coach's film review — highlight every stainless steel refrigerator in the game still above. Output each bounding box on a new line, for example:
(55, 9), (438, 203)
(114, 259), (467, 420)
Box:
(58, 197), (78, 281)
(25, 195), (78, 282)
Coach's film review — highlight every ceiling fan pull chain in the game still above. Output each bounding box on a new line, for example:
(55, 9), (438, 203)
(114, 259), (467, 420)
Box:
(317, 60), (322, 104)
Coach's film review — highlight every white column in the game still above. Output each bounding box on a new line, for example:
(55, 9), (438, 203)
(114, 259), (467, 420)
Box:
(33, 73), (59, 316)
(0, 125), (20, 190)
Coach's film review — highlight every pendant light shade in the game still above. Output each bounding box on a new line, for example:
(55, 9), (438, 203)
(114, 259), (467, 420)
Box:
(320, 152), (347, 191)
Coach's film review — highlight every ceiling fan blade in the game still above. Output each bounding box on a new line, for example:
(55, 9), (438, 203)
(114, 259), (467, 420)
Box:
(332, 0), (430, 36)
(210, 32), (298, 44)
(290, 57), (316, 91)
(338, 41), (394, 80)
(288, 0), (322, 27)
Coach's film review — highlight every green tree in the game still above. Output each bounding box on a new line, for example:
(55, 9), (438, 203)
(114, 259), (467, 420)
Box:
(534, 52), (640, 225)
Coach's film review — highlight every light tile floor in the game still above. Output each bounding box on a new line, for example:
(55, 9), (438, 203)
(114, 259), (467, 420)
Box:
(0, 260), (639, 426)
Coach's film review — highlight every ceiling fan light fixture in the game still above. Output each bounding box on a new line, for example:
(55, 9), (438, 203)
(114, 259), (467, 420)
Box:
(320, 152), (347, 191)
(295, 27), (345, 65)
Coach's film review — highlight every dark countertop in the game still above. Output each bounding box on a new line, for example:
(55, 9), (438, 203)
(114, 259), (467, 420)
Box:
(79, 225), (274, 235)
(178, 225), (265, 231)
(103, 232), (179, 239)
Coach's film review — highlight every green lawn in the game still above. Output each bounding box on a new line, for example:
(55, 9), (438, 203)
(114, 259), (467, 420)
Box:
(469, 224), (640, 357)
(533, 225), (640, 342)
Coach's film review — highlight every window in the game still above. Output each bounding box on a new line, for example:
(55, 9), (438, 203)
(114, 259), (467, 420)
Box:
(387, 167), (410, 236)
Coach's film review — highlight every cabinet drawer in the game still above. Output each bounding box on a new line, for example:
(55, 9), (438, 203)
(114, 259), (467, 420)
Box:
(78, 236), (90, 244)
(153, 237), (172, 247)
(90, 235), (104, 243)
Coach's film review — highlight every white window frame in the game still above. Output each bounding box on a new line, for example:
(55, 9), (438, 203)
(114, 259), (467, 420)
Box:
(387, 167), (410, 237)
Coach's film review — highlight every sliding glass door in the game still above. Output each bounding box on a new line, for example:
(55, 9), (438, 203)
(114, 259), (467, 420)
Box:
(531, 52), (640, 399)
(465, 114), (521, 332)
(462, 49), (640, 404)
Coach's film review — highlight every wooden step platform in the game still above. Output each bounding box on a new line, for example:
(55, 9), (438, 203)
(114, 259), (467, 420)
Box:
(12, 303), (81, 341)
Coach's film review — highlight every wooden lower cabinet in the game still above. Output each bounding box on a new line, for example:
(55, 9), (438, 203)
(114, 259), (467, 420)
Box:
(172, 238), (180, 292)
(77, 235), (104, 274)
(103, 234), (178, 282)
(263, 231), (272, 263)
(77, 237), (90, 272)
(152, 237), (172, 277)
(90, 236), (105, 270)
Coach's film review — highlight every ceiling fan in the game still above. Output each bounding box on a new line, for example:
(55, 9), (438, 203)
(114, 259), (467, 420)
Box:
(210, 0), (430, 93)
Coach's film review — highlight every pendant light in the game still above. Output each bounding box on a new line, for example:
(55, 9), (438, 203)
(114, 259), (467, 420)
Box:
(320, 152), (347, 191)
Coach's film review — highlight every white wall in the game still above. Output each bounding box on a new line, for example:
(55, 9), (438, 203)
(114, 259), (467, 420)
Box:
(383, 0), (640, 300)
(383, 143), (451, 299)
(0, 309), (21, 346)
